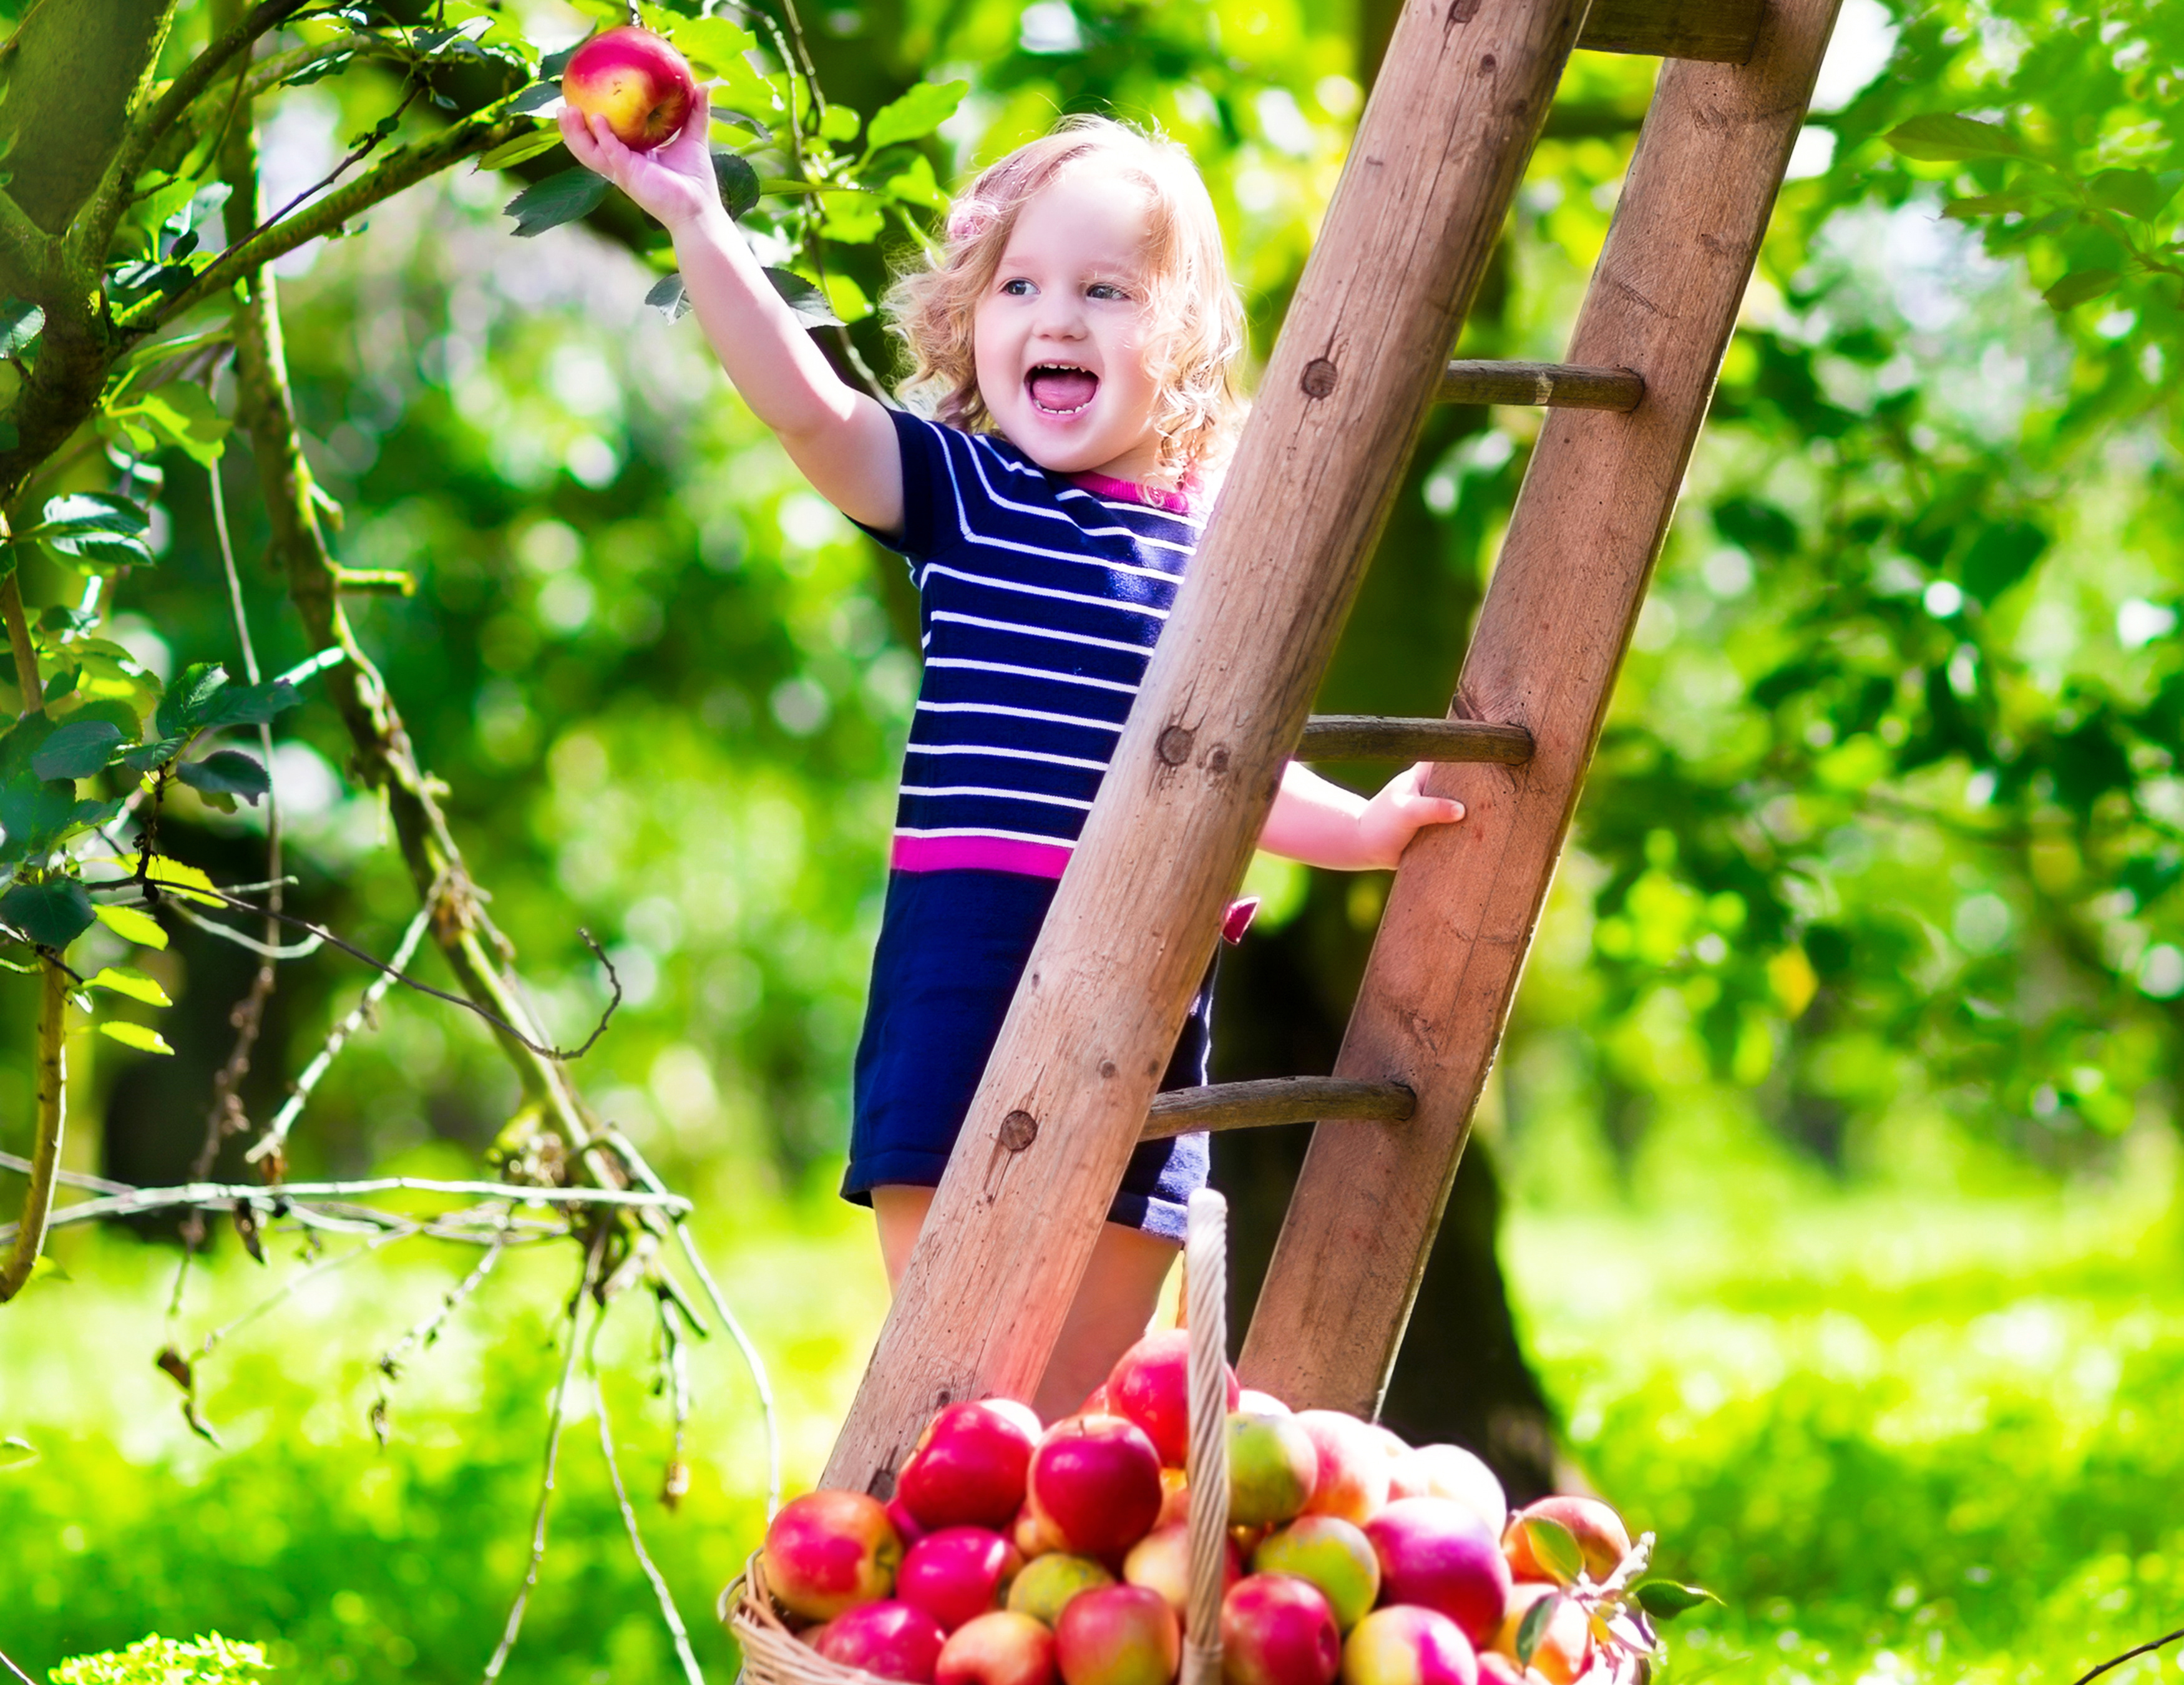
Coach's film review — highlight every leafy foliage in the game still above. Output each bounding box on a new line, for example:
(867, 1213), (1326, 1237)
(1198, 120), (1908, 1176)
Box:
(49, 1633), (270, 1684)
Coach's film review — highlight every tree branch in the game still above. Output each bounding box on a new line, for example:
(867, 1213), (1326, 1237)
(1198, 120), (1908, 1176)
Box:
(0, 961), (69, 1303)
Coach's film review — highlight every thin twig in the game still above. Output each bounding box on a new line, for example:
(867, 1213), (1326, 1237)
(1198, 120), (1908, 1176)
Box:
(197, 1228), (414, 1362)
(0, 1642), (37, 1685)
(0, 1150), (133, 1195)
(246, 905), (431, 1164)
(590, 1319), (708, 1685)
(2071, 1629), (2184, 1685)
(482, 1230), (605, 1683)
(168, 899), (326, 958)
(668, 1214), (780, 1519)
(374, 1211), (512, 1443)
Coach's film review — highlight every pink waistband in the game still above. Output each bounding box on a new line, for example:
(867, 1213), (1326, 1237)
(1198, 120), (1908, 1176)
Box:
(1070, 470), (1193, 516)
(892, 834), (1073, 878)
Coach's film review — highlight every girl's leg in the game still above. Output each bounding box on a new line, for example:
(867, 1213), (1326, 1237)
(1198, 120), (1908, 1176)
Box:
(867, 1185), (1177, 1421)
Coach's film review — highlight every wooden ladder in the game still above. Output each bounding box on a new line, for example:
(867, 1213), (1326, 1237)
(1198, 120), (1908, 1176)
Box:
(824, 0), (1843, 1491)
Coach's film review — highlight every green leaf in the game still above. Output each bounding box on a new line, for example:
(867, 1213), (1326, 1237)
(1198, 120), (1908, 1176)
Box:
(154, 661), (229, 740)
(1632, 1580), (1721, 1621)
(1523, 1515), (1586, 1584)
(479, 129), (565, 172)
(818, 102), (860, 142)
(507, 80), (563, 114)
(1883, 114), (2023, 162)
(119, 383), (230, 467)
(882, 152), (948, 210)
(505, 167), (610, 237)
(30, 719), (125, 781)
(863, 80), (967, 155)
(645, 273), (692, 321)
(1, 879), (95, 949)
(199, 677), (301, 730)
(0, 771), (79, 866)
(763, 266), (841, 328)
(35, 491), (148, 540)
(1962, 520), (2049, 605)
(1514, 1589), (1564, 1664)
(2043, 267), (2120, 310)
(0, 1435), (37, 1468)
(99, 1018), (176, 1055)
(0, 296), (42, 359)
(2087, 168), (2177, 222)
(712, 148), (760, 220)
(94, 902), (168, 950)
(539, 41), (582, 79)
(89, 964), (172, 1007)
(177, 749), (270, 804)
(671, 16), (761, 79)
(123, 736), (187, 773)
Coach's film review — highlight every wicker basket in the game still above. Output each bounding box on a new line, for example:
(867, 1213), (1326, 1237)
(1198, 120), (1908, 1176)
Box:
(728, 1189), (1234, 1685)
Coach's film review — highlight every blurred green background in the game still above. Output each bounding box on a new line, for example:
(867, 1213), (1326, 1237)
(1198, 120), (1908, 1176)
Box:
(5, 0), (2184, 1679)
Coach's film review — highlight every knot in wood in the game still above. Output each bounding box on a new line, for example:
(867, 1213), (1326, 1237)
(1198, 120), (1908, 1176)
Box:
(1206, 745), (1231, 774)
(998, 1110), (1039, 1151)
(1157, 725), (1196, 766)
(1300, 358), (1339, 399)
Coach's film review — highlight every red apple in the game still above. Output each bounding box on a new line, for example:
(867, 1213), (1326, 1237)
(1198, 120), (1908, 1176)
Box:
(902, 1401), (1042, 1533)
(1080, 1384), (1114, 1417)
(1122, 1520), (1242, 1618)
(1251, 1516), (1380, 1631)
(1363, 1498), (1511, 1648)
(1295, 1412), (1390, 1526)
(764, 1489), (904, 1621)
(1490, 1586), (1588, 1685)
(1106, 1329), (1241, 1468)
(560, 26), (695, 152)
(1054, 1583), (1181, 1685)
(939, 1611), (1060, 1685)
(1341, 1606), (1479, 1685)
(892, 1497), (934, 1550)
(902, 1528), (1018, 1634)
(1030, 1416), (1163, 1561)
(1500, 1498), (1631, 1586)
(1008, 1554), (1115, 1628)
(815, 1600), (948, 1683)
(1156, 1468), (1191, 1529)
(1229, 1412), (1320, 1530)
(1222, 1573), (1342, 1685)
(1388, 1447), (1505, 1540)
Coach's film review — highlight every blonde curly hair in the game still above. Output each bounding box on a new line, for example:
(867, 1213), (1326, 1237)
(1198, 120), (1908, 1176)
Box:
(887, 115), (1246, 492)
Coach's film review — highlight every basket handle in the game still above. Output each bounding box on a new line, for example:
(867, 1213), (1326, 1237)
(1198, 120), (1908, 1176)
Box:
(1181, 1187), (1229, 1685)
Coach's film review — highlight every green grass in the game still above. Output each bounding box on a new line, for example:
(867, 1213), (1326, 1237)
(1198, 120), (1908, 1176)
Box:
(4, 1141), (2182, 1684)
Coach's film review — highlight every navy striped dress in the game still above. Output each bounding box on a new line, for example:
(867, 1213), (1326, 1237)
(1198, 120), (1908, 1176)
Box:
(843, 409), (1214, 1241)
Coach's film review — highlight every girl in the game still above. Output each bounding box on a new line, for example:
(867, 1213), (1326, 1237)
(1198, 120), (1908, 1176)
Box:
(562, 101), (1465, 1417)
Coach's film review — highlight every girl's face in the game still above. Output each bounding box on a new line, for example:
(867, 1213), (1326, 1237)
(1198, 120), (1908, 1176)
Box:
(972, 171), (1166, 484)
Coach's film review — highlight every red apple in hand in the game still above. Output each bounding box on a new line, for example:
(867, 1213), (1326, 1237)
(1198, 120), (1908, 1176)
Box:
(1222, 1573), (1342, 1685)
(815, 1600), (948, 1683)
(1106, 1329), (1241, 1467)
(560, 26), (696, 151)
(902, 1528), (1019, 1633)
(940, 1611), (1060, 1685)
(1340, 1606), (1478, 1685)
(1054, 1583), (1181, 1685)
(902, 1401), (1042, 1532)
(1030, 1416), (1163, 1561)
(763, 1489), (904, 1621)
(1363, 1498), (1511, 1648)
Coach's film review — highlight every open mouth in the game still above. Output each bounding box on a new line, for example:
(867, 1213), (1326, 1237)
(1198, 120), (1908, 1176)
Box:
(1027, 364), (1099, 416)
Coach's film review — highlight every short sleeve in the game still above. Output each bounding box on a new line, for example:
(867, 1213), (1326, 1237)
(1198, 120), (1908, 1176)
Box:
(853, 408), (953, 560)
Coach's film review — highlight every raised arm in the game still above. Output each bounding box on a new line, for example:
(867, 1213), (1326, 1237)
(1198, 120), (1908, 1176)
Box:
(1258, 761), (1465, 871)
(559, 92), (903, 533)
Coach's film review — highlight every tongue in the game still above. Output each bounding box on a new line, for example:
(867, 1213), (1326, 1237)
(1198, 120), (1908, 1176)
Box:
(1030, 368), (1098, 411)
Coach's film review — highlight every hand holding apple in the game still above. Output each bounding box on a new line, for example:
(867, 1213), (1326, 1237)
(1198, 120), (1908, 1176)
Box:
(558, 79), (719, 233)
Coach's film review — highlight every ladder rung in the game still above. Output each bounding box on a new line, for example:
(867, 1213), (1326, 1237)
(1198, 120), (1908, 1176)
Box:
(1438, 360), (1644, 411)
(1300, 716), (1534, 764)
(1143, 1078), (1416, 1141)
(1574, 0), (1764, 62)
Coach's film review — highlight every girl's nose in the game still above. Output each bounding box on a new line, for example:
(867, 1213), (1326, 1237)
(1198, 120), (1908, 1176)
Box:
(1031, 292), (1087, 338)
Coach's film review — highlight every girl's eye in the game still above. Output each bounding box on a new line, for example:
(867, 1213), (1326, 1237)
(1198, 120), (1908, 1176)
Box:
(1001, 277), (1035, 296)
(1087, 283), (1130, 301)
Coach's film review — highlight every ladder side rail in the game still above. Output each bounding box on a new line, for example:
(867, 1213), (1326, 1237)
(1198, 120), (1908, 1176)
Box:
(821, 0), (1594, 1493)
(1237, 0), (1845, 1415)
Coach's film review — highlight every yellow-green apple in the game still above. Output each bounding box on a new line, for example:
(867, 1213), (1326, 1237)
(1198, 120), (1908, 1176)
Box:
(1122, 1521), (1242, 1618)
(1008, 1554), (1115, 1627)
(1500, 1498), (1630, 1586)
(1228, 1412), (1320, 1530)
(1156, 1468), (1190, 1529)
(1221, 1573), (1342, 1685)
(938, 1611), (1060, 1685)
(902, 1527), (1018, 1633)
(1363, 1498), (1511, 1648)
(1387, 1447), (1506, 1540)
(1489, 1586), (1588, 1685)
(901, 1401), (1043, 1533)
(763, 1489), (904, 1620)
(1295, 1412), (1390, 1526)
(1340, 1605), (1479, 1685)
(560, 27), (695, 150)
(814, 1600), (948, 1683)
(1054, 1583), (1181, 1685)
(1239, 1390), (1292, 1416)
(1250, 1516), (1380, 1631)
(1030, 1417), (1163, 1561)
(1106, 1329), (1241, 1468)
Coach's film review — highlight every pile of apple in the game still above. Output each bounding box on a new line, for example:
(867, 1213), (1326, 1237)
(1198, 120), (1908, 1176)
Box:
(751, 1331), (1670, 1685)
